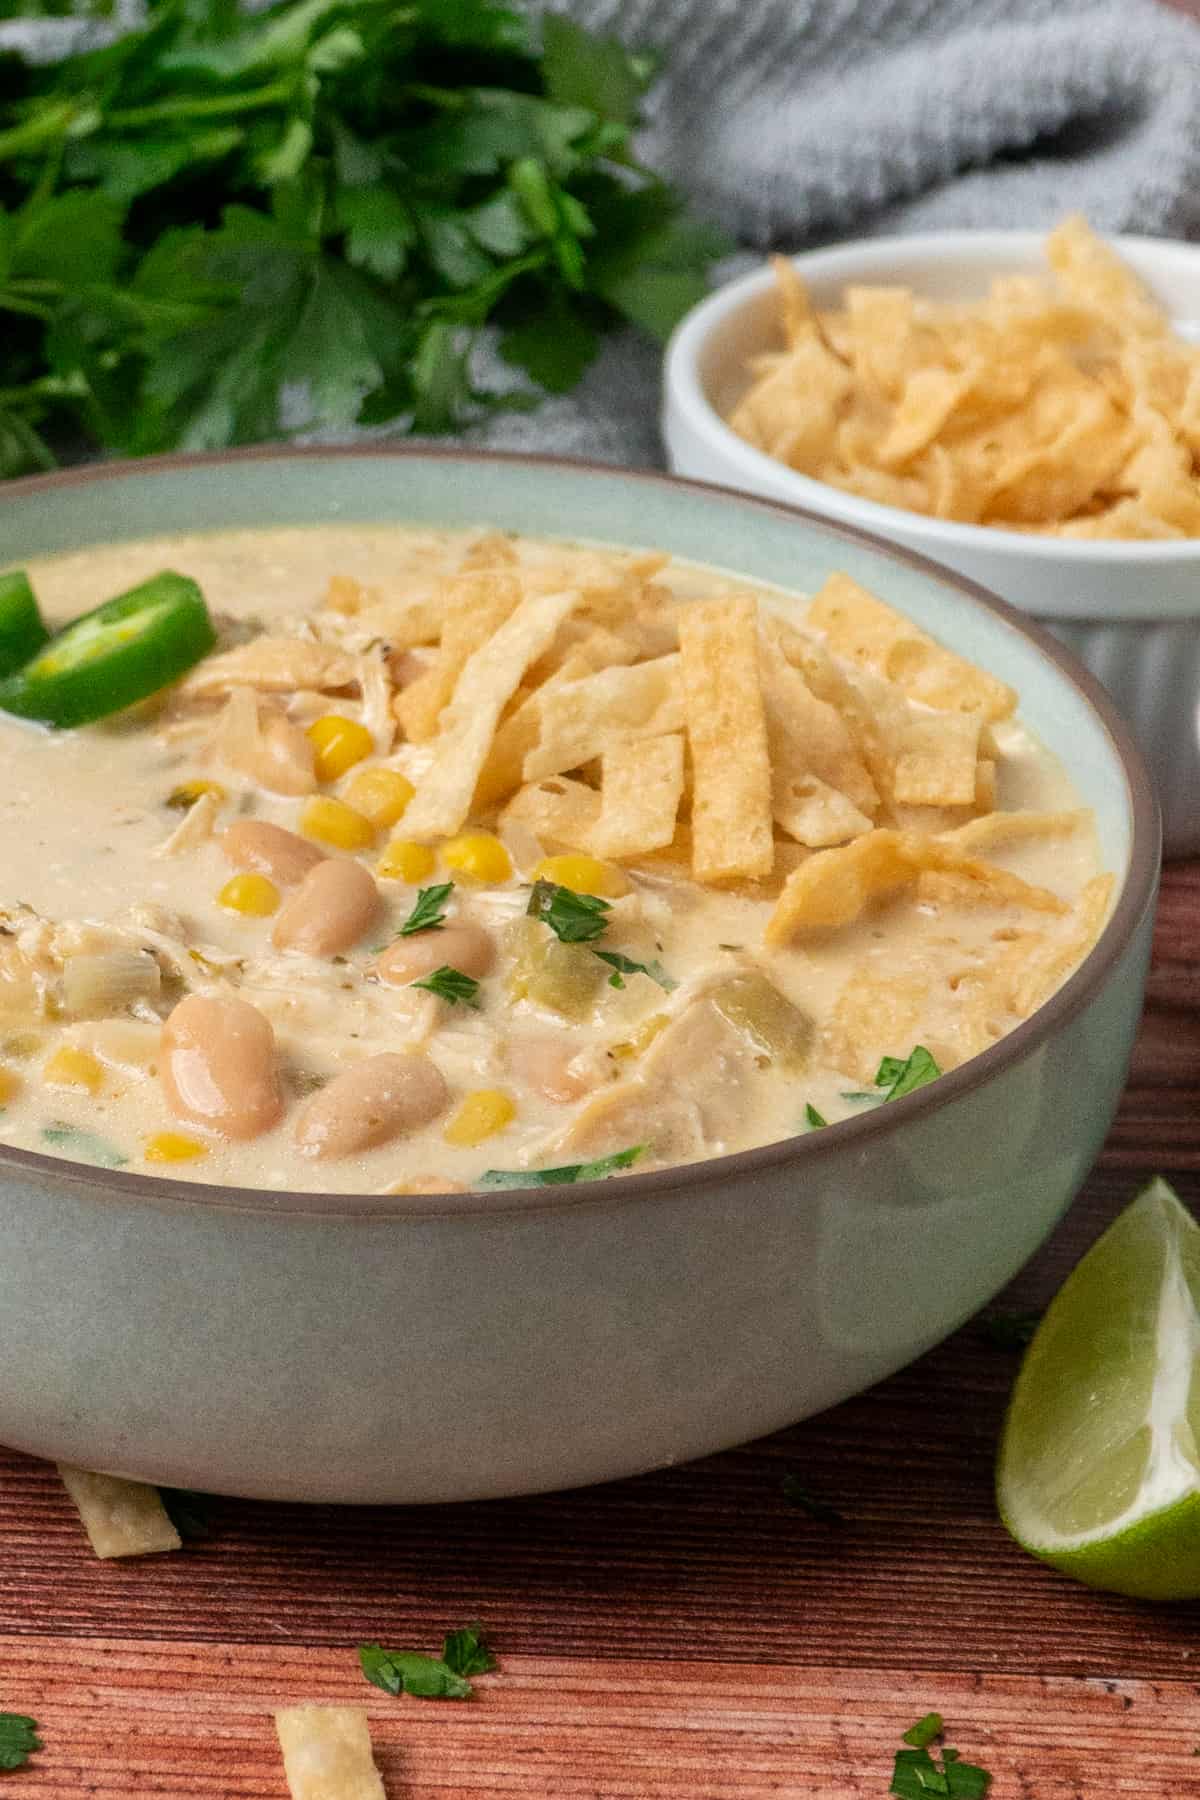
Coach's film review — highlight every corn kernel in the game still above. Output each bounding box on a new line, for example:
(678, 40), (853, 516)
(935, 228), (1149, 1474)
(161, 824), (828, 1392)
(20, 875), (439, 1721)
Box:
(0, 1065), (21, 1106)
(531, 853), (630, 898)
(299, 795), (375, 851)
(444, 1088), (516, 1147)
(609, 1012), (670, 1061)
(307, 714), (374, 782)
(377, 838), (436, 884)
(442, 832), (513, 885)
(166, 779), (227, 811)
(217, 872), (280, 917)
(144, 1131), (208, 1164)
(342, 765), (414, 830)
(43, 1046), (104, 1095)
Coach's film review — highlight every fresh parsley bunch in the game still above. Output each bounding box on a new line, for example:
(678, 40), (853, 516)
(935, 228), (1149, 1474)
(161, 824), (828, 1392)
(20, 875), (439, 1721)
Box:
(0, 0), (727, 476)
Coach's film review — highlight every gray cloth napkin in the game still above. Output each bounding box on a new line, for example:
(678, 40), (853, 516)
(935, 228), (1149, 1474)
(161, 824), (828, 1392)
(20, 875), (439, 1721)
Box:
(9, 0), (1200, 469)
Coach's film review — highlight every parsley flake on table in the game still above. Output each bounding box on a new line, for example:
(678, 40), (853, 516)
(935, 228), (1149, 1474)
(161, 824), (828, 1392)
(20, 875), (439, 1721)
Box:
(479, 1145), (645, 1187)
(0, 0), (727, 479)
(411, 965), (480, 1008)
(593, 949), (677, 992)
(890, 1718), (992, 1798)
(527, 880), (612, 943)
(0, 1715), (41, 1773)
(440, 1622), (497, 1679)
(398, 882), (453, 937)
(359, 1644), (471, 1702)
(804, 1103), (827, 1130)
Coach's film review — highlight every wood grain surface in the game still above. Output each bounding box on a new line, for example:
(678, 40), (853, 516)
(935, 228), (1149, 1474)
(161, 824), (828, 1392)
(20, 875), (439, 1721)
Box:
(0, 858), (1197, 1798)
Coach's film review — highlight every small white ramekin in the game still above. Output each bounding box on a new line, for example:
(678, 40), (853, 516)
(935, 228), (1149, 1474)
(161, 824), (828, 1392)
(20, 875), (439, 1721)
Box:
(663, 232), (1200, 856)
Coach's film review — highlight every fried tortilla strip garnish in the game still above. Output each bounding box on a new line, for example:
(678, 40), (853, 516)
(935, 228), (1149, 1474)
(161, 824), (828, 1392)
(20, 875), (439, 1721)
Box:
(892, 710), (984, 807)
(591, 732), (686, 859)
(57, 1465), (182, 1560)
(759, 654), (875, 846)
(765, 828), (1069, 945)
(678, 595), (774, 882)
(1046, 215), (1167, 339)
(807, 573), (1017, 721)
(274, 1706), (387, 1800)
(760, 613), (889, 812)
(395, 570), (522, 742)
(500, 775), (601, 850)
(401, 588), (581, 841)
(522, 655), (683, 781)
(941, 808), (1091, 854)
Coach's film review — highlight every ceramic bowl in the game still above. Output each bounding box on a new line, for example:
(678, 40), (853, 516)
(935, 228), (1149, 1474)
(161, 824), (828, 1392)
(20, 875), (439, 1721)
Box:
(662, 232), (1200, 856)
(0, 449), (1159, 1503)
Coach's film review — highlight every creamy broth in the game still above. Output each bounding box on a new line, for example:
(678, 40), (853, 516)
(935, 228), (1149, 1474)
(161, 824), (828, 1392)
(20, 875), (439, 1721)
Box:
(0, 527), (1105, 1194)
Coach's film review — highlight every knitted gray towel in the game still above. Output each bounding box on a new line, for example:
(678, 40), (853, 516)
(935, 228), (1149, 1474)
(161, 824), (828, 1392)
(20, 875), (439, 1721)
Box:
(8, 0), (1200, 468)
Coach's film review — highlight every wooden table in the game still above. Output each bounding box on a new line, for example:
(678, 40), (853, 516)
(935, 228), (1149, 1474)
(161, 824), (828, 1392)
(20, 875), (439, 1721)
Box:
(0, 862), (1196, 1798)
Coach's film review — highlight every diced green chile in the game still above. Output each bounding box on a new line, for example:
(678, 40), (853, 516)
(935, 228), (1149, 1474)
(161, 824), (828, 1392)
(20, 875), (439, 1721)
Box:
(0, 571), (216, 727)
(0, 570), (49, 678)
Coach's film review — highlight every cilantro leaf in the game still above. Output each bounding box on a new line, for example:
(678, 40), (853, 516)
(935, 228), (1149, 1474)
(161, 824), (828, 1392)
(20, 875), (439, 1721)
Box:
(441, 1623), (496, 1678)
(399, 882), (453, 937)
(875, 1046), (942, 1102)
(41, 1121), (128, 1168)
(498, 287), (599, 393)
(540, 14), (645, 128)
(479, 1145), (644, 1187)
(903, 1715), (944, 1751)
(411, 964), (480, 1008)
(0, 1715), (41, 1773)
(527, 880), (611, 944)
(593, 949), (676, 992)
(359, 1642), (473, 1702)
(781, 1473), (844, 1524)
(804, 1103), (827, 1130)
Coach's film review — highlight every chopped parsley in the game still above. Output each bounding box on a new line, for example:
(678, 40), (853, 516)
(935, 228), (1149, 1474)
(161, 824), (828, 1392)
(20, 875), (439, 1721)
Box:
(399, 883), (453, 937)
(890, 1719), (992, 1798)
(479, 1145), (645, 1187)
(411, 965), (481, 1008)
(781, 1473), (844, 1524)
(804, 1103), (827, 1130)
(875, 1046), (942, 1101)
(593, 949), (677, 992)
(527, 880), (611, 943)
(0, 1715), (41, 1772)
(360, 1625), (495, 1701)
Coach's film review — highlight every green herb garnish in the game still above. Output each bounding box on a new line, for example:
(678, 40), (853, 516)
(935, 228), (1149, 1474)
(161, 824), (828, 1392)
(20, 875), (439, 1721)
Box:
(40, 1122), (128, 1169)
(411, 965), (480, 1008)
(804, 1103), (827, 1130)
(0, 3), (725, 481)
(527, 880), (612, 943)
(399, 882), (453, 937)
(440, 1623), (497, 1679)
(479, 1145), (645, 1187)
(359, 1643), (470, 1702)
(840, 1091), (881, 1105)
(781, 1473), (844, 1523)
(890, 1721), (991, 1798)
(875, 1046), (942, 1102)
(978, 1309), (1041, 1351)
(0, 1715), (41, 1773)
(593, 949), (677, 992)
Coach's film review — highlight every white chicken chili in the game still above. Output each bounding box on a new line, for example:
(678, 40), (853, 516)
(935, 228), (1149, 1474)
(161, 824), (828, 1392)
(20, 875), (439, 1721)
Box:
(0, 525), (1109, 1194)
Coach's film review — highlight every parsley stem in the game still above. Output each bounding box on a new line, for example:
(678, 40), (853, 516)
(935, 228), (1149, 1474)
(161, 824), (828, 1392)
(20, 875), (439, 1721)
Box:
(107, 81), (295, 129)
(0, 296), (53, 321)
(0, 101), (84, 164)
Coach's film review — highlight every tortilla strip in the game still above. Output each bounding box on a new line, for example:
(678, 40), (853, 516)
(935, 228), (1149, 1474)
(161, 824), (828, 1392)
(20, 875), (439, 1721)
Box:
(274, 1706), (386, 1800)
(345, 592), (445, 650)
(765, 828), (1069, 944)
(807, 573), (1017, 721)
(522, 655), (683, 782)
(761, 613), (890, 812)
(57, 1465), (181, 1559)
(679, 595), (774, 882)
(591, 733), (686, 859)
(500, 775), (601, 851)
(396, 570), (522, 742)
(892, 710), (984, 807)
(400, 588), (581, 841)
(941, 809), (1091, 854)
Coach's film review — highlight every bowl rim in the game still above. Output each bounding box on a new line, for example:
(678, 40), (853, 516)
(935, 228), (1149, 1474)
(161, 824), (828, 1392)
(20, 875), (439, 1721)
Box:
(663, 228), (1200, 601)
(0, 444), (1161, 1219)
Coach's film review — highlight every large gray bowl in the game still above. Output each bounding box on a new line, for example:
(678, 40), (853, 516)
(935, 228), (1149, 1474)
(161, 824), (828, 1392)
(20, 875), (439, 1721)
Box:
(0, 450), (1159, 1503)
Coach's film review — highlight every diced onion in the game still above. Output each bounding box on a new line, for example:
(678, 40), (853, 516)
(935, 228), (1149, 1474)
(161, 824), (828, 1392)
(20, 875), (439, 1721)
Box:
(62, 950), (161, 1019)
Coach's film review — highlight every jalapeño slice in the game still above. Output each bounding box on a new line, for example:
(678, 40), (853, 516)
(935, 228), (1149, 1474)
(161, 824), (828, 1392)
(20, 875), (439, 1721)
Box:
(0, 570), (49, 679)
(0, 571), (216, 728)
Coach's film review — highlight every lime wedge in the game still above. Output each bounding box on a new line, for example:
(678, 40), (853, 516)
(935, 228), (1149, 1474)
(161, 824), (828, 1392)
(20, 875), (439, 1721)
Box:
(997, 1177), (1200, 1600)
